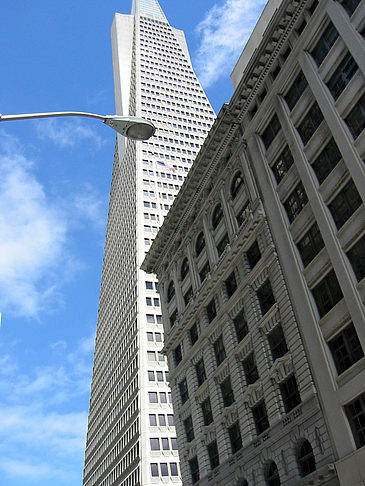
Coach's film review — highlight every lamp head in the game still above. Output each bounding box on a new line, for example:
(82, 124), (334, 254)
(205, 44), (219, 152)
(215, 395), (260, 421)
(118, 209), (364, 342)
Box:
(104, 116), (156, 141)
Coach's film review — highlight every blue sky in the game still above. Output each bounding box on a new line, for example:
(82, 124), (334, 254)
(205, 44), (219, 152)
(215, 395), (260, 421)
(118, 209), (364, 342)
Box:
(0, 1), (266, 485)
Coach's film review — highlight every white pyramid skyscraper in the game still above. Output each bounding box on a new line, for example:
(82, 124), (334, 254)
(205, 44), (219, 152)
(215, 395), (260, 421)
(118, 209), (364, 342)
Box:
(83, 2), (215, 486)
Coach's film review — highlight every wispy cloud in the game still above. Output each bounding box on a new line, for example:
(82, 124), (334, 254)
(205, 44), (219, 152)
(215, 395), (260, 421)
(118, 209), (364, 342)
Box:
(35, 118), (105, 149)
(194, 0), (266, 88)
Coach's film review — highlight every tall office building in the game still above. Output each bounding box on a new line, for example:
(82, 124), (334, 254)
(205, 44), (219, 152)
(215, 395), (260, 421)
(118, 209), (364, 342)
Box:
(82, 1), (215, 486)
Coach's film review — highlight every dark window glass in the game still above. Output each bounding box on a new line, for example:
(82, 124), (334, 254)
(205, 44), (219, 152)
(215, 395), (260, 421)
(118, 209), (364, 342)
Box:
(199, 261), (211, 283)
(174, 345), (182, 365)
(201, 397), (213, 425)
(160, 392), (167, 403)
(297, 102), (324, 145)
(284, 71), (308, 110)
(247, 240), (261, 269)
(308, 0), (319, 15)
(347, 236), (365, 281)
(297, 440), (316, 477)
(311, 22), (339, 66)
(345, 93), (365, 139)
(221, 376), (235, 407)
(196, 232), (205, 255)
(217, 233), (230, 257)
(257, 279), (275, 315)
(234, 308), (248, 342)
(160, 463), (168, 476)
(212, 204), (223, 229)
(167, 414), (174, 426)
(228, 422), (243, 453)
(181, 257), (189, 279)
(170, 310), (177, 328)
(327, 51), (358, 100)
(265, 461), (281, 486)
(271, 145), (294, 183)
(148, 370), (155, 381)
(214, 335), (226, 366)
(242, 352), (259, 385)
(341, 0), (361, 15)
(280, 374), (301, 412)
(345, 392), (365, 448)
(161, 438), (169, 450)
(170, 463), (178, 476)
(184, 287), (193, 306)
(312, 269), (343, 318)
(268, 324), (288, 361)
(231, 172), (244, 198)
(206, 298), (217, 323)
(312, 138), (342, 184)
(328, 179), (362, 229)
(284, 182), (308, 223)
(189, 456), (200, 484)
(262, 114), (281, 149)
(225, 271), (238, 298)
(297, 223), (324, 267)
(328, 323), (364, 374)
(296, 19), (307, 36)
(208, 441), (220, 469)
(171, 438), (178, 450)
(195, 358), (206, 386)
(184, 415), (195, 442)
(167, 281), (175, 302)
(149, 414), (157, 426)
(151, 463), (159, 477)
(150, 438), (160, 450)
(190, 323), (199, 345)
(236, 201), (250, 226)
(252, 401), (270, 434)
(158, 414), (166, 426)
(149, 392), (158, 403)
(179, 378), (189, 404)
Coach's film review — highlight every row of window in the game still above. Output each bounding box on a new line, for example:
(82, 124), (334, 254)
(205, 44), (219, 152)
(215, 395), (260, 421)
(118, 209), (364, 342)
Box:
(148, 391), (172, 404)
(150, 462), (179, 478)
(148, 369), (169, 382)
(149, 437), (178, 451)
(149, 413), (174, 427)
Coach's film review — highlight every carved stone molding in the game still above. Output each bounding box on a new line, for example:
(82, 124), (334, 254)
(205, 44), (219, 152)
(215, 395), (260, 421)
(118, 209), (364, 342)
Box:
(220, 404), (238, 427)
(214, 362), (230, 384)
(243, 382), (263, 407)
(269, 354), (293, 383)
(258, 304), (280, 334)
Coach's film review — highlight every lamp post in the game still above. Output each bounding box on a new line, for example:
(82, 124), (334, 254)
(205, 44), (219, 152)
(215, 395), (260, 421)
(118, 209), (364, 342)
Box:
(0, 111), (156, 141)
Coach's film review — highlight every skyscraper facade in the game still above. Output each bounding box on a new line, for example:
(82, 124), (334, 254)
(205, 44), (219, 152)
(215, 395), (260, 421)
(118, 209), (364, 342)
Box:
(83, 2), (215, 486)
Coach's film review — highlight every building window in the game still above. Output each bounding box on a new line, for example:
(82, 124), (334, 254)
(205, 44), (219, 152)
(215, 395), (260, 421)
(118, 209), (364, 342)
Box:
(347, 235), (365, 281)
(234, 308), (249, 342)
(231, 172), (244, 198)
(151, 463), (159, 477)
(272, 145), (294, 184)
(252, 401), (270, 434)
(328, 179), (362, 229)
(341, 0), (361, 16)
(202, 397), (213, 425)
(206, 298), (217, 322)
(214, 335), (226, 366)
(345, 392), (365, 449)
(247, 240), (261, 269)
(268, 324), (288, 361)
(228, 422), (243, 453)
(328, 323), (364, 374)
(149, 414), (157, 426)
(184, 415), (195, 442)
(326, 51), (358, 101)
(297, 222), (324, 267)
(262, 114), (281, 149)
(196, 232), (205, 255)
(221, 376), (235, 407)
(150, 438), (160, 451)
(257, 279), (275, 316)
(181, 257), (189, 279)
(170, 463), (178, 476)
(189, 322), (199, 345)
(236, 201), (250, 227)
(284, 182), (308, 223)
(189, 456), (200, 484)
(160, 463), (168, 477)
(242, 352), (259, 385)
(195, 358), (206, 386)
(179, 378), (189, 404)
(149, 392), (158, 403)
(167, 281), (175, 302)
(225, 271), (238, 298)
(174, 344), (182, 365)
(170, 310), (177, 328)
(280, 374), (301, 412)
(297, 440), (316, 477)
(158, 414), (166, 426)
(199, 261), (210, 282)
(212, 204), (223, 229)
(311, 138), (342, 184)
(265, 461), (281, 486)
(311, 22), (338, 66)
(217, 233), (230, 256)
(184, 286), (193, 306)
(284, 70), (308, 110)
(207, 440), (220, 469)
(312, 269), (343, 318)
(167, 414), (174, 426)
(345, 92), (365, 139)
(297, 102), (324, 145)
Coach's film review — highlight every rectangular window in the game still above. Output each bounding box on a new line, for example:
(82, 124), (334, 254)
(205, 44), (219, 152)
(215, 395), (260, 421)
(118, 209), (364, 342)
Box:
(311, 269), (343, 318)
(234, 308), (249, 342)
(297, 222), (325, 267)
(170, 310), (177, 328)
(167, 414), (174, 426)
(280, 374), (301, 412)
(184, 415), (195, 442)
(242, 352), (259, 385)
(268, 324), (288, 361)
(149, 414), (157, 426)
(195, 358), (206, 386)
(252, 401), (270, 434)
(284, 182), (308, 223)
(236, 201), (250, 227)
(202, 397), (213, 425)
(225, 271), (238, 298)
(257, 279), (276, 316)
(189, 456), (200, 484)
(328, 179), (362, 229)
(345, 392), (365, 449)
(147, 351), (156, 361)
(199, 261), (211, 283)
(160, 463), (168, 477)
(149, 392), (158, 403)
(206, 298), (217, 322)
(158, 414), (166, 426)
(160, 392), (167, 403)
(150, 438), (160, 450)
(184, 287), (193, 306)
(221, 376), (235, 407)
(148, 370), (155, 381)
(297, 102), (324, 145)
(179, 378), (189, 404)
(207, 441), (220, 469)
(189, 323), (199, 345)
(214, 335), (226, 366)
(341, 0), (361, 16)
(311, 22), (339, 66)
(347, 235), (365, 282)
(311, 138), (342, 184)
(326, 51), (358, 100)
(345, 92), (365, 139)
(228, 422), (243, 453)
(284, 70), (308, 110)
(217, 233), (230, 256)
(262, 114), (281, 149)
(151, 463), (159, 477)
(328, 323), (364, 374)
(246, 240), (261, 269)
(170, 463), (178, 476)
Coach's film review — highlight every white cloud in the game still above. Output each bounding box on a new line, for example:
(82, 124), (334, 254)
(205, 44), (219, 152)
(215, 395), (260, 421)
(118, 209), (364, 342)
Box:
(71, 184), (106, 230)
(0, 458), (58, 480)
(194, 0), (266, 87)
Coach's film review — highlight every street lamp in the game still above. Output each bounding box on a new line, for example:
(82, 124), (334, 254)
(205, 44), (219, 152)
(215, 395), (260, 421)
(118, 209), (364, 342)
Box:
(0, 111), (156, 141)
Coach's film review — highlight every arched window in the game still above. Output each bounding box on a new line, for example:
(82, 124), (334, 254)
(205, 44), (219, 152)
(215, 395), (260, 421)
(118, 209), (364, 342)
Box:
(195, 232), (205, 256)
(265, 461), (280, 486)
(297, 440), (316, 477)
(212, 204), (223, 229)
(181, 258), (189, 280)
(167, 281), (175, 302)
(231, 172), (244, 198)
